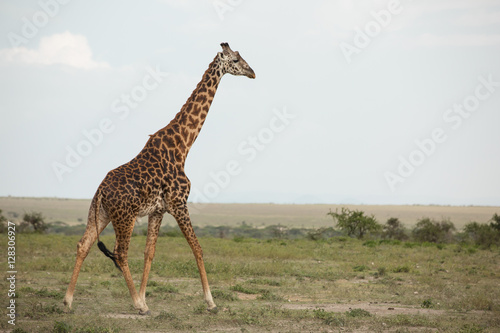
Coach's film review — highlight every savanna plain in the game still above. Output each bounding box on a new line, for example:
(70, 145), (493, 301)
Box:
(1, 197), (499, 333)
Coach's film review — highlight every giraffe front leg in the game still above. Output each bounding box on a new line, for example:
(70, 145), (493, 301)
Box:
(194, 249), (217, 311)
(172, 204), (217, 311)
(139, 213), (163, 305)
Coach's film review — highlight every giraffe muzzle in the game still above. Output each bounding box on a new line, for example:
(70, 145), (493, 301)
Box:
(246, 68), (256, 79)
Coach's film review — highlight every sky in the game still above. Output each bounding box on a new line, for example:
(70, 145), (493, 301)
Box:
(0, 0), (499, 206)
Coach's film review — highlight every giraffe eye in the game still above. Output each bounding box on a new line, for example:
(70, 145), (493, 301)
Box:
(232, 59), (239, 63)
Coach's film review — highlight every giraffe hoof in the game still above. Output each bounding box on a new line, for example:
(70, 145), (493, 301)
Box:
(63, 296), (72, 308)
(139, 309), (151, 316)
(208, 306), (218, 314)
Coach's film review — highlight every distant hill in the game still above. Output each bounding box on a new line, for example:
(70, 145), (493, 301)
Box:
(0, 196), (498, 229)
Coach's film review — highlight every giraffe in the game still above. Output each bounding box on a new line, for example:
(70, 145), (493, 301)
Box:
(63, 42), (255, 315)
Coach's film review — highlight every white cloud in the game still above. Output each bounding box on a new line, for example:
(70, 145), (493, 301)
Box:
(0, 32), (109, 70)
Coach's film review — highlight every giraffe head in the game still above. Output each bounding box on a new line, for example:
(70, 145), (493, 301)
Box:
(219, 42), (255, 79)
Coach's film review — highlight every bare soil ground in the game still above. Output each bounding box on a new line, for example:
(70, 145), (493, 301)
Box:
(284, 302), (446, 316)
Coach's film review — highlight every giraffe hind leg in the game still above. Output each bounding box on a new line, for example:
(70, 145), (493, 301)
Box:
(112, 217), (150, 315)
(63, 211), (110, 309)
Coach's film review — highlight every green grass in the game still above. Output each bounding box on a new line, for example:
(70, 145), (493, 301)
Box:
(1, 233), (499, 332)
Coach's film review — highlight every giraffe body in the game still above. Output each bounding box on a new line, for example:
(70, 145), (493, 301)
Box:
(63, 43), (255, 314)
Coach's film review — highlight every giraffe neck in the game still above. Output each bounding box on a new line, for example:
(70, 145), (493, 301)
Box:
(164, 55), (224, 158)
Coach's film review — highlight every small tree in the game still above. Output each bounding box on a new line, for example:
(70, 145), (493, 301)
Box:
(271, 224), (288, 239)
(328, 207), (381, 239)
(383, 217), (408, 240)
(490, 213), (500, 231)
(20, 212), (48, 233)
(306, 227), (335, 241)
(412, 218), (455, 243)
(463, 222), (499, 249)
(0, 209), (7, 233)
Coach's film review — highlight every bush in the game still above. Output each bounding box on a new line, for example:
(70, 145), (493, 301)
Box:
(490, 213), (500, 231)
(20, 212), (48, 234)
(346, 308), (371, 317)
(0, 209), (7, 233)
(52, 321), (72, 333)
(412, 218), (455, 243)
(463, 221), (500, 249)
(306, 227), (336, 241)
(383, 217), (408, 240)
(327, 207), (381, 239)
(393, 265), (410, 273)
(421, 299), (433, 309)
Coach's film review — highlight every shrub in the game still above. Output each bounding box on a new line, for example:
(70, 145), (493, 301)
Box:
(12, 328), (29, 333)
(0, 209), (7, 233)
(363, 240), (377, 247)
(327, 207), (381, 239)
(346, 308), (371, 317)
(231, 284), (259, 294)
(233, 235), (245, 243)
(212, 289), (237, 301)
(306, 227), (336, 241)
(159, 226), (183, 237)
(156, 311), (178, 321)
(383, 217), (408, 240)
(463, 221), (500, 249)
(258, 290), (284, 301)
(393, 265), (410, 273)
(353, 265), (369, 272)
(271, 224), (288, 239)
(459, 324), (486, 333)
(377, 267), (387, 276)
(52, 321), (72, 333)
(20, 211), (48, 234)
(421, 299), (433, 308)
(154, 284), (179, 294)
(490, 213), (500, 231)
(412, 218), (455, 243)
(313, 309), (345, 326)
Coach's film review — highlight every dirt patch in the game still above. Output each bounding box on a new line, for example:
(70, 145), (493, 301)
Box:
(282, 302), (447, 316)
(104, 313), (150, 319)
(236, 292), (259, 300)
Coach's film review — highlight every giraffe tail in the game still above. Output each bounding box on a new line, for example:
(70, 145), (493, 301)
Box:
(98, 241), (122, 272)
(94, 188), (122, 272)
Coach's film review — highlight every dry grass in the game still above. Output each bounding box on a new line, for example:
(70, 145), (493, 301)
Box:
(1, 233), (499, 332)
(1, 196), (498, 229)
